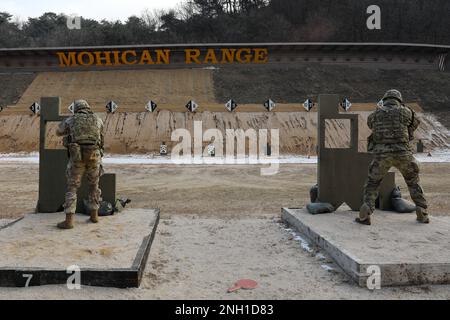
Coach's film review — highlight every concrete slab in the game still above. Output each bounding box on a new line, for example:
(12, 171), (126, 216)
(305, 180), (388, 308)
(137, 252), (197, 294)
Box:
(282, 208), (450, 287)
(0, 208), (159, 288)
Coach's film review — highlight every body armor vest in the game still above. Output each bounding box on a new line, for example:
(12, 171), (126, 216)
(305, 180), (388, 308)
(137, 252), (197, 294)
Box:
(70, 113), (101, 145)
(372, 104), (410, 144)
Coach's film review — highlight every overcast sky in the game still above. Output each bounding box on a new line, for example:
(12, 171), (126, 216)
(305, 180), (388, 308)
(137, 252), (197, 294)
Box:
(2, 0), (185, 21)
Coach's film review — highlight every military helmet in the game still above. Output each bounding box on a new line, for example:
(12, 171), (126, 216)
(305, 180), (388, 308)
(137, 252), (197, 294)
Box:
(98, 201), (114, 216)
(382, 89), (403, 103)
(73, 99), (91, 113)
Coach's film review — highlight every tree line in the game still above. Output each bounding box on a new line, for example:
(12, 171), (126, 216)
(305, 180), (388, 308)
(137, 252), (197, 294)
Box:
(0, 0), (449, 48)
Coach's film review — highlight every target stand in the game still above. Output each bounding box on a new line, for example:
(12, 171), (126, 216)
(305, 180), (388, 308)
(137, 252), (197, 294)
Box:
(0, 97), (160, 288)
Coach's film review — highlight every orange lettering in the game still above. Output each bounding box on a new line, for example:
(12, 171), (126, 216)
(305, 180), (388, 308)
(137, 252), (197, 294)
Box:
(139, 50), (155, 65)
(121, 50), (137, 65)
(185, 49), (201, 64)
(220, 49), (236, 64)
(94, 51), (113, 66)
(112, 51), (121, 65)
(77, 52), (95, 66)
(204, 49), (218, 64)
(253, 48), (268, 63)
(236, 48), (252, 63)
(156, 49), (170, 64)
(57, 52), (77, 67)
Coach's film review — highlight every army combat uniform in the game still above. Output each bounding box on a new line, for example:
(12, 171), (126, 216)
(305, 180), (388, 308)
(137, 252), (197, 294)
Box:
(56, 100), (104, 229)
(357, 89), (429, 225)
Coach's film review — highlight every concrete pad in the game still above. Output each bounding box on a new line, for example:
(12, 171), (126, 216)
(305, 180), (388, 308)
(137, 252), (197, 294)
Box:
(0, 208), (159, 288)
(282, 208), (450, 287)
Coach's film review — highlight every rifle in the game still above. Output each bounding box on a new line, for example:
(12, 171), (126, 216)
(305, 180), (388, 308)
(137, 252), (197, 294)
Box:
(63, 136), (71, 158)
(404, 104), (419, 141)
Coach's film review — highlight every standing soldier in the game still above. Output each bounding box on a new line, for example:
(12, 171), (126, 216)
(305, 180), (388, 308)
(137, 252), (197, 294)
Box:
(56, 100), (104, 229)
(356, 89), (429, 225)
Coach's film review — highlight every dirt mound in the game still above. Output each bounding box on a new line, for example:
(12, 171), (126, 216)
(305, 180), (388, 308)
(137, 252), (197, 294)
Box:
(3, 67), (429, 114)
(0, 65), (448, 153)
(213, 64), (450, 128)
(0, 73), (36, 108)
(1, 111), (447, 155)
(11, 69), (215, 113)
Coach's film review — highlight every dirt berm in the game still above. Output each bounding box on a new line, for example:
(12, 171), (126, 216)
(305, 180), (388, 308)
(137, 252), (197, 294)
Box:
(0, 65), (449, 154)
(0, 110), (448, 155)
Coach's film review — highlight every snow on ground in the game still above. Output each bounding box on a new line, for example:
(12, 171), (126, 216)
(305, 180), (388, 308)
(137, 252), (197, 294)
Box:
(0, 153), (317, 164)
(1, 151), (450, 164)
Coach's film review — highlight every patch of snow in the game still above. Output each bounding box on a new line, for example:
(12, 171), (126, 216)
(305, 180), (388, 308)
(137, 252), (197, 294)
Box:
(414, 150), (450, 163)
(0, 153), (319, 165)
(291, 232), (313, 253)
(315, 253), (326, 260)
(0, 152), (39, 163)
(320, 264), (335, 272)
(1, 152), (449, 164)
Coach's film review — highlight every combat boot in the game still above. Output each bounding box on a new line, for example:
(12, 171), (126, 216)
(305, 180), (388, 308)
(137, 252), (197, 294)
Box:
(57, 213), (74, 229)
(416, 207), (430, 224)
(355, 203), (372, 225)
(90, 209), (99, 223)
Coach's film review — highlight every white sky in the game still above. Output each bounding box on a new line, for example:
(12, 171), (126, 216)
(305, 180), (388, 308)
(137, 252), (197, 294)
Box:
(2, 0), (185, 21)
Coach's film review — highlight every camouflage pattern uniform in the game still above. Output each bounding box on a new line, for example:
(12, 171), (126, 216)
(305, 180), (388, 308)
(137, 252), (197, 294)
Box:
(56, 100), (104, 229)
(358, 89), (429, 225)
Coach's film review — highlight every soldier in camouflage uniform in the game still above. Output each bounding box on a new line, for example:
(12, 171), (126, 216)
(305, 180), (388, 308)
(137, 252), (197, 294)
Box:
(356, 89), (429, 225)
(56, 100), (104, 229)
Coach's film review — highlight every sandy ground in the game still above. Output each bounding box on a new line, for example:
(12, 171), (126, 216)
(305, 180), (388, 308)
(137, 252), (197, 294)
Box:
(0, 162), (449, 299)
(0, 215), (449, 300)
(1, 162), (450, 220)
(0, 209), (158, 269)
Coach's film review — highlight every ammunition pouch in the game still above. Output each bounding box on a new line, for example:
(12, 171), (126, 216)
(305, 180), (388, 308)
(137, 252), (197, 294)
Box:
(68, 143), (82, 162)
(80, 145), (101, 161)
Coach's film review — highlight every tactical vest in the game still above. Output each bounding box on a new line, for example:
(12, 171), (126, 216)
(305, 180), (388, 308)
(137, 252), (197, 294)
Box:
(372, 104), (410, 145)
(70, 113), (101, 146)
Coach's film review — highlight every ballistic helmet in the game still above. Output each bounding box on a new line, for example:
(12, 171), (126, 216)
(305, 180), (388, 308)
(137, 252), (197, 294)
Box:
(74, 99), (91, 113)
(382, 89), (403, 103)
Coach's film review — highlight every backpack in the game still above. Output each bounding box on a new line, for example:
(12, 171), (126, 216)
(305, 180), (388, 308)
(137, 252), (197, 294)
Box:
(372, 103), (410, 145)
(70, 113), (101, 145)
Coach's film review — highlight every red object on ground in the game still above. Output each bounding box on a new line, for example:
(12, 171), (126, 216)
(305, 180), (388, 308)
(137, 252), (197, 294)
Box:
(227, 279), (258, 293)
